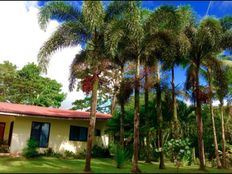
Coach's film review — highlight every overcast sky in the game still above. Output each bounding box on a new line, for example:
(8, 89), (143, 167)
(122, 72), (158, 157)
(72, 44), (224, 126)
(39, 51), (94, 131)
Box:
(0, 1), (231, 109)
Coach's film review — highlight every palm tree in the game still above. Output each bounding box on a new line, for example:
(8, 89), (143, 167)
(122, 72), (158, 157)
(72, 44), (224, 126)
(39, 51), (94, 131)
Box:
(107, 29), (133, 148)
(37, 1), (112, 172)
(105, 2), (145, 172)
(161, 5), (193, 139)
(143, 57), (156, 163)
(213, 61), (229, 168)
(204, 58), (222, 168)
(184, 16), (232, 170)
(199, 55), (232, 169)
(144, 5), (185, 169)
(141, 8), (153, 164)
(116, 78), (133, 147)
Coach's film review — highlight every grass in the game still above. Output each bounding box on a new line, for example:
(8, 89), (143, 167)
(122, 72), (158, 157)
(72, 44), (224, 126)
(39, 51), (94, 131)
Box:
(0, 157), (231, 173)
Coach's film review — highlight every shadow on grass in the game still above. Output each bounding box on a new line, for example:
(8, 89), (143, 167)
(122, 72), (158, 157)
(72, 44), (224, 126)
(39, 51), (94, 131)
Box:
(0, 157), (231, 173)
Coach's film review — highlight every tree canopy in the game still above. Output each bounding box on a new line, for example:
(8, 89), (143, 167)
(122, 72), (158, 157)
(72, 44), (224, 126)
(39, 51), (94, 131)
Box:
(0, 61), (66, 107)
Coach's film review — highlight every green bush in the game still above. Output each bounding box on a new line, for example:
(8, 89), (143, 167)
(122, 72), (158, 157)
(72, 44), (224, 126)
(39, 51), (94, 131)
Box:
(0, 146), (9, 153)
(76, 151), (86, 159)
(41, 148), (65, 159)
(0, 139), (9, 153)
(92, 145), (111, 158)
(115, 145), (126, 168)
(164, 138), (193, 166)
(22, 139), (39, 158)
(226, 144), (232, 168)
(63, 150), (78, 159)
(43, 147), (54, 156)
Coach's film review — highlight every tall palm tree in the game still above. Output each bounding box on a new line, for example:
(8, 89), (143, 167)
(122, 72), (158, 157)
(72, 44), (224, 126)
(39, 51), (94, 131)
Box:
(161, 5), (193, 139)
(116, 77), (133, 147)
(184, 16), (232, 170)
(140, 8), (153, 163)
(213, 61), (229, 168)
(145, 5), (184, 169)
(37, 1), (112, 172)
(203, 54), (232, 169)
(204, 58), (222, 169)
(107, 28), (133, 148)
(105, 2), (145, 172)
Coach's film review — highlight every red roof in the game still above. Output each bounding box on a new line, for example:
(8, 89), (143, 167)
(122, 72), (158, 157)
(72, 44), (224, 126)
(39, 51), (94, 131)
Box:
(0, 102), (111, 120)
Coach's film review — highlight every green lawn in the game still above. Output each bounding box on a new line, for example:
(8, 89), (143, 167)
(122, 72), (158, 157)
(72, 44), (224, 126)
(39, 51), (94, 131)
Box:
(0, 157), (231, 173)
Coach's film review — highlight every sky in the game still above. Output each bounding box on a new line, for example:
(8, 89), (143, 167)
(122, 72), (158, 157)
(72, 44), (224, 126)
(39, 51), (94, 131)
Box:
(0, 1), (231, 109)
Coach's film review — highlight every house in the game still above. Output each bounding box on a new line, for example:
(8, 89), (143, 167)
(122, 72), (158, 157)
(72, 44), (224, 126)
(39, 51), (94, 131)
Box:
(0, 102), (111, 155)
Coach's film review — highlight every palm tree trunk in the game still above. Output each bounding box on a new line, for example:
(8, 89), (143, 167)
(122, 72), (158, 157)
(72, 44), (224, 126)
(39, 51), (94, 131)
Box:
(84, 75), (99, 172)
(220, 101), (226, 168)
(132, 56), (141, 173)
(171, 67), (180, 139)
(195, 63), (206, 170)
(156, 62), (165, 169)
(111, 93), (117, 115)
(208, 69), (222, 168)
(144, 63), (151, 163)
(120, 102), (125, 147)
(119, 66), (125, 147)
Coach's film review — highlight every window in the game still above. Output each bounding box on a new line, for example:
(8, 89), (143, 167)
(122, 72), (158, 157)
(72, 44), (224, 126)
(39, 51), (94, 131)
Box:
(69, 126), (88, 141)
(95, 129), (101, 136)
(30, 122), (50, 148)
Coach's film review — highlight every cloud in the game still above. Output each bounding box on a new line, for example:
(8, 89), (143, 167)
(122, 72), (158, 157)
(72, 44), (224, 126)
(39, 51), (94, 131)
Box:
(0, 1), (84, 109)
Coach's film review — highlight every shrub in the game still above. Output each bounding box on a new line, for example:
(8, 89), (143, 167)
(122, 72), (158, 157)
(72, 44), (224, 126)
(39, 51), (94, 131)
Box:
(0, 140), (8, 145)
(43, 147), (54, 156)
(22, 139), (39, 158)
(53, 152), (63, 159)
(164, 138), (193, 166)
(0, 146), (9, 153)
(76, 151), (86, 159)
(41, 148), (65, 159)
(92, 145), (111, 158)
(63, 150), (78, 159)
(115, 145), (126, 168)
(0, 140), (9, 153)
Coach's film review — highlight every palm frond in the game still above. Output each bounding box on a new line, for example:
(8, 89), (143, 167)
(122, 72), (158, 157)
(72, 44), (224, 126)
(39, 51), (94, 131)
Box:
(220, 30), (232, 52)
(220, 16), (232, 31)
(145, 31), (175, 61)
(213, 60), (229, 101)
(217, 54), (232, 67)
(147, 5), (180, 33)
(104, 19), (125, 57)
(82, 1), (105, 32)
(195, 17), (223, 60)
(69, 50), (90, 91)
(124, 2), (144, 43)
(105, 1), (130, 22)
(38, 21), (88, 73)
(176, 5), (195, 30)
(38, 1), (81, 31)
(185, 64), (197, 91)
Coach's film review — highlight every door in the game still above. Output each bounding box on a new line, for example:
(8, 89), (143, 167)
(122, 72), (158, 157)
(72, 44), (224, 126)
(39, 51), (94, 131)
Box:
(0, 122), (5, 141)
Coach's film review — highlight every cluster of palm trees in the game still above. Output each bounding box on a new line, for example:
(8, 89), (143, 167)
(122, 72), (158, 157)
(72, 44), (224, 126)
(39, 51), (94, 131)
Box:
(37, 1), (232, 172)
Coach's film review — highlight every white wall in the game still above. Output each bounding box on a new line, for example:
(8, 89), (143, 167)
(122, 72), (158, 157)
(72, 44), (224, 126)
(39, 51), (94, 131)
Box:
(10, 116), (109, 154)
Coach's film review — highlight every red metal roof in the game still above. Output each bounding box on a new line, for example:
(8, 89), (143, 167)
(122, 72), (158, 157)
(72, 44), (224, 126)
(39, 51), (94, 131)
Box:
(0, 102), (111, 120)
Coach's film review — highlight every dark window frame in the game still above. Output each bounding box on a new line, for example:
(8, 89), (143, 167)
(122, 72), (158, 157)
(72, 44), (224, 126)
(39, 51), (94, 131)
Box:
(69, 125), (88, 142)
(30, 121), (51, 148)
